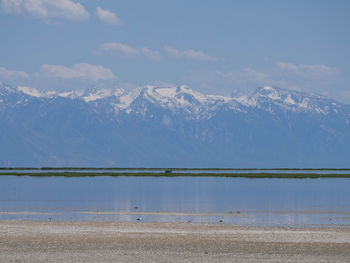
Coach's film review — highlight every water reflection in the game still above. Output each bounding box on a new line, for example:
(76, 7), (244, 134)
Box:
(0, 176), (349, 226)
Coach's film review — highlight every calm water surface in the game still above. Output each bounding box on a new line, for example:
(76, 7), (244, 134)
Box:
(0, 176), (349, 227)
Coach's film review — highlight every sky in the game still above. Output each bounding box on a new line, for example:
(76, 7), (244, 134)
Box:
(0, 0), (350, 102)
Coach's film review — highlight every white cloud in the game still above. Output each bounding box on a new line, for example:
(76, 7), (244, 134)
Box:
(0, 63), (118, 92)
(17, 86), (43, 97)
(1, 0), (89, 22)
(99, 42), (162, 60)
(275, 61), (338, 79)
(187, 62), (339, 97)
(96, 6), (121, 25)
(215, 68), (269, 86)
(37, 63), (116, 80)
(222, 62), (338, 92)
(164, 46), (218, 61)
(0, 66), (29, 79)
(187, 68), (270, 95)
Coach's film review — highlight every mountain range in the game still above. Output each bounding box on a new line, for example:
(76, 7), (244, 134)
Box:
(1, 83), (350, 167)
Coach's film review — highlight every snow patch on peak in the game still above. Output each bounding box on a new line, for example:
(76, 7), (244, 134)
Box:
(177, 85), (190, 92)
(17, 86), (43, 98)
(115, 87), (143, 110)
(138, 86), (178, 104)
(176, 85), (230, 104)
(113, 88), (126, 96)
(233, 95), (250, 104)
(146, 85), (156, 92)
(285, 94), (295, 105)
(299, 99), (309, 109)
(267, 91), (281, 100)
(83, 88), (113, 102)
(0, 85), (13, 93)
(155, 87), (177, 98)
(257, 86), (281, 100)
(263, 86), (274, 91)
(58, 91), (79, 99)
(46, 91), (57, 97)
(141, 85), (156, 96)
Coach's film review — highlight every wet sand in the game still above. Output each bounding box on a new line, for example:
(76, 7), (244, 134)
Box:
(1, 220), (350, 262)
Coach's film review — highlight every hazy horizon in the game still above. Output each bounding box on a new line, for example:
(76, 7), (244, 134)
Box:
(1, 0), (350, 103)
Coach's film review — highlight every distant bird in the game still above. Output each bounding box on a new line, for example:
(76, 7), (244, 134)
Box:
(134, 206), (138, 210)
(219, 219), (223, 223)
(48, 217), (52, 221)
(136, 217), (141, 221)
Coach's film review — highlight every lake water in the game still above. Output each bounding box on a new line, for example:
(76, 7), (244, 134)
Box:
(1, 176), (350, 227)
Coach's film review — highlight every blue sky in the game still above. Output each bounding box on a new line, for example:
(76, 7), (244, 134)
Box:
(1, 0), (349, 102)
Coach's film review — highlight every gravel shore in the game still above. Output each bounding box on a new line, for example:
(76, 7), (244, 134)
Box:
(1, 220), (350, 262)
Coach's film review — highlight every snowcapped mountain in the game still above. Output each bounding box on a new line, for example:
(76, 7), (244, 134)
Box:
(79, 85), (235, 119)
(68, 84), (350, 118)
(3, 83), (347, 119)
(240, 86), (348, 115)
(1, 83), (350, 167)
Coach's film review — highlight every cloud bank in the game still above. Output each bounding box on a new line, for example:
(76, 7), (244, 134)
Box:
(164, 46), (218, 61)
(0, 63), (117, 92)
(96, 6), (121, 25)
(99, 42), (163, 60)
(0, 61), (344, 102)
(98, 43), (220, 62)
(187, 62), (339, 98)
(37, 63), (116, 80)
(0, 66), (29, 80)
(1, 0), (89, 22)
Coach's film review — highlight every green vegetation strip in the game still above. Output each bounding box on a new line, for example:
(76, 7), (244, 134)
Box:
(0, 167), (350, 171)
(1, 172), (350, 178)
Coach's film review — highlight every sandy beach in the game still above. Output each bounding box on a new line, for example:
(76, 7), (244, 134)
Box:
(0, 221), (350, 262)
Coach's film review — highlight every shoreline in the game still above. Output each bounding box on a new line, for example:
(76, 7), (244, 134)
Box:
(1, 220), (350, 262)
(2, 167), (350, 170)
(1, 209), (350, 228)
(1, 171), (350, 178)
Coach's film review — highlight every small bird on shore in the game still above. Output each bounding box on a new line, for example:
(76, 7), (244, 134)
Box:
(219, 219), (223, 223)
(136, 217), (141, 221)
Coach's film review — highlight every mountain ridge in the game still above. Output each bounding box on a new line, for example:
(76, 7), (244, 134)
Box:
(1, 83), (350, 167)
